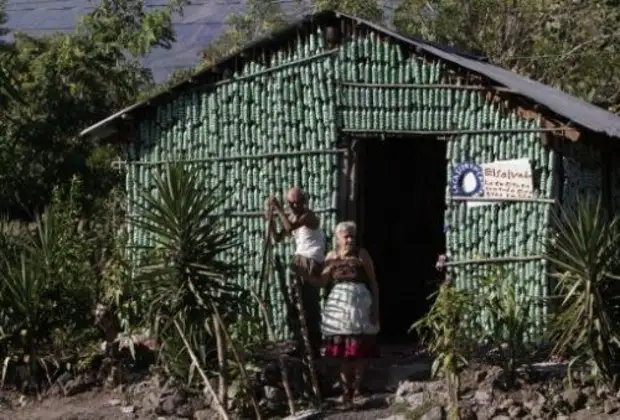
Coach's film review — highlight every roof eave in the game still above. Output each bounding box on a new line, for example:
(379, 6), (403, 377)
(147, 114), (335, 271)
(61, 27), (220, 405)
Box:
(79, 9), (620, 141)
(79, 11), (335, 139)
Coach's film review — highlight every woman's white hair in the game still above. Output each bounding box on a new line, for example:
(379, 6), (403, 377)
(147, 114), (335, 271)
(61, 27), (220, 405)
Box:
(335, 220), (357, 235)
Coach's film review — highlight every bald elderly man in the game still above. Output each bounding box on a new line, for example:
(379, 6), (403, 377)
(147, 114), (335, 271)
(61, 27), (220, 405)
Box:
(268, 187), (325, 358)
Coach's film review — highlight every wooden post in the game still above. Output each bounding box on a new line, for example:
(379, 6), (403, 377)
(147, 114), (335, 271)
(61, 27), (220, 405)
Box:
(601, 140), (613, 214)
(337, 137), (352, 222)
(349, 138), (362, 238)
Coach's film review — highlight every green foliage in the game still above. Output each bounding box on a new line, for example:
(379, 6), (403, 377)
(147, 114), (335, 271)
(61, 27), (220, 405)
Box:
(393, 0), (620, 109)
(476, 265), (534, 387)
(413, 284), (474, 416)
(313, 0), (383, 22)
(0, 2), (20, 113)
(200, 0), (289, 65)
(0, 0), (183, 218)
(130, 164), (244, 380)
(546, 195), (620, 390)
(0, 177), (125, 385)
(0, 0), (7, 41)
(79, 0), (185, 57)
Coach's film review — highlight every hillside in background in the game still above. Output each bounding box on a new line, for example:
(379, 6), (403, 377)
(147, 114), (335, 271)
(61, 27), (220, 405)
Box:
(4, 0), (314, 82)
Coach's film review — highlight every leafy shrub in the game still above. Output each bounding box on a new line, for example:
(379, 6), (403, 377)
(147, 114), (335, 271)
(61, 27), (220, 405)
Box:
(0, 177), (126, 389)
(476, 265), (534, 387)
(413, 283), (475, 418)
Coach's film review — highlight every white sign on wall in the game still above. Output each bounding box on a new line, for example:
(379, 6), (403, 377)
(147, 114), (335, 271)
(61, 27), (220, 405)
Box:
(450, 158), (534, 207)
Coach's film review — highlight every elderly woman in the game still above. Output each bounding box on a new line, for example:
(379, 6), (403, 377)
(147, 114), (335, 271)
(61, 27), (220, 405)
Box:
(317, 221), (380, 406)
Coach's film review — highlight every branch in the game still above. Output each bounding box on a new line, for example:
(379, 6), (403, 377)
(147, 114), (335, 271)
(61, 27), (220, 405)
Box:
(173, 320), (230, 420)
(209, 299), (263, 420)
(249, 287), (296, 416)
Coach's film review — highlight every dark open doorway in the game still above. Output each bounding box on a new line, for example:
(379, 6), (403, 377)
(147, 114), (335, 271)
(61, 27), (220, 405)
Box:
(358, 136), (447, 344)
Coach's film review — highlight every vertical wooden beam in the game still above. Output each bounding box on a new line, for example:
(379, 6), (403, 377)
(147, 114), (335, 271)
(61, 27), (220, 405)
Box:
(601, 140), (612, 215)
(337, 136), (352, 222)
(545, 134), (564, 318)
(550, 135), (565, 210)
(349, 139), (363, 241)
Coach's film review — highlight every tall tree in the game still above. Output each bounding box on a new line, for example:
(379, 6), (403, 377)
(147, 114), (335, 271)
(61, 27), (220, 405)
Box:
(0, 0), (19, 111)
(1, 0), (185, 218)
(312, 0), (383, 22)
(393, 0), (620, 111)
(0, 0), (9, 43)
(200, 0), (289, 66)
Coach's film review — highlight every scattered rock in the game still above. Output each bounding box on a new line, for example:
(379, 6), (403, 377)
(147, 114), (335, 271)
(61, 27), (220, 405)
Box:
(396, 380), (423, 397)
(604, 399), (618, 414)
(0, 396), (11, 410)
(63, 375), (97, 396)
(534, 391), (547, 405)
(528, 404), (544, 418)
(194, 409), (216, 420)
(378, 415), (407, 420)
(475, 390), (493, 405)
(582, 386), (595, 397)
(596, 386), (609, 399)
(107, 399), (122, 406)
(507, 405), (524, 418)
(156, 387), (187, 416)
(282, 408), (322, 420)
(562, 388), (586, 410)
(499, 398), (515, 410)
(263, 385), (286, 409)
(120, 405), (134, 414)
(475, 370), (488, 383)
(420, 406), (443, 420)
(459, 405), (477, 420)
(139, 390), (160, 414)
(396, 391), (425, 409)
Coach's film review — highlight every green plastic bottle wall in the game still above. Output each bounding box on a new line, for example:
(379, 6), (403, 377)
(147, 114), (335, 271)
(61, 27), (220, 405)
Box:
(338, 31), (553, 339)
(124, 25), (556, 339)
(127, 30), (338, 339)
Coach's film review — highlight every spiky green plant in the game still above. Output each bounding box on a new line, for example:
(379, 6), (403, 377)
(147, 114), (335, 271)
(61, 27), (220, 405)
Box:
(131, 163), (243, 380)
(546, 195), (620, 390)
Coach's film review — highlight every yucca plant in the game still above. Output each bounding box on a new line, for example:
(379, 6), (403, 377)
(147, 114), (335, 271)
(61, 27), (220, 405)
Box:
(131, 164), (247, 398)
(0, 253), (47, 382)
(546, 195), (620, 390)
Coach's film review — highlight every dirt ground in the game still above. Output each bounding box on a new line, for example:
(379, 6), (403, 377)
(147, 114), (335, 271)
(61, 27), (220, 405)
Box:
(0, 345), (421, 420)
(0, 392), (397, 420)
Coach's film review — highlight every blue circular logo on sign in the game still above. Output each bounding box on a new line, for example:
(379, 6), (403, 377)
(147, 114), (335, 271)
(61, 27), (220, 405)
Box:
(450, 163), (483, 197)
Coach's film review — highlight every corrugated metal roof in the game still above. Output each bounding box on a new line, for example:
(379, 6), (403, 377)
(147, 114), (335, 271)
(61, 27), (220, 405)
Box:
(353, 14), (620, 139)
(80, 10), (620, 139)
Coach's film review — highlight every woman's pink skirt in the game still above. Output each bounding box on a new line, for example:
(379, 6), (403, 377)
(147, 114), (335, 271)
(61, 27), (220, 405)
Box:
(322, 334), (380, 359)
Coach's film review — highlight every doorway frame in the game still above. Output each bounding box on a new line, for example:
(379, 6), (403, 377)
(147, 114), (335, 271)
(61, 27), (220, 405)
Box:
(339, 133), (447, 343)
(337, 135), (363, 224)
